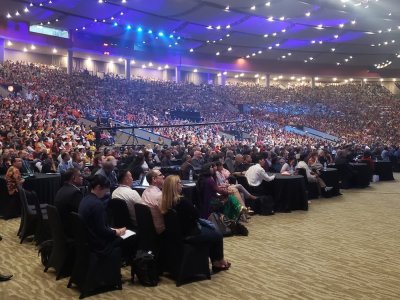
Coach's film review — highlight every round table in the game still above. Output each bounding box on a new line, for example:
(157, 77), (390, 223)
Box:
(320, 168), (341, 196)
(270, 174), (308, 212)
(348, 163), (371, 187)
(373, 161), (394, 181)
(23, 173), (62, 204)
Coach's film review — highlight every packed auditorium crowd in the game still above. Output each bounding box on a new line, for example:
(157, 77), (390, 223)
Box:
(1, 59), (400, 289)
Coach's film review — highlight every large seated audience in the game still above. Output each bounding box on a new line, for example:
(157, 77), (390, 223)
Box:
(1, 60), (400, 291)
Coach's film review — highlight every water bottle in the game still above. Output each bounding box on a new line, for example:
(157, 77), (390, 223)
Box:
(189, 169), (193, 181)
(290, 166), (294, 176)
(324, 162), (327, 171)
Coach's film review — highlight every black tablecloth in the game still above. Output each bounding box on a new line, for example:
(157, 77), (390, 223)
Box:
(374, 161), (394, 181)
(0, 173), (61, 205)
(320, 168), (341, 196)
(349, 163), (371, 187)
(270, 174), (308, 212)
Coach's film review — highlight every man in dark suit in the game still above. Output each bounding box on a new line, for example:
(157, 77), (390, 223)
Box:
(54, 168), (83, 236)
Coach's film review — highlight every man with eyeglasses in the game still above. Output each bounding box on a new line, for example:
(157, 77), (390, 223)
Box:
(141, 169), (165, 234)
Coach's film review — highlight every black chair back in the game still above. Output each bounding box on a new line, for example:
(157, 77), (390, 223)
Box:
(45, 205), (73, 279)
(135, 203), (158, 252)
(108, 198), (135, 230)
(68, 212), (122, 298)
(163, 209), (210, 286)
(18, 187), (39, 243)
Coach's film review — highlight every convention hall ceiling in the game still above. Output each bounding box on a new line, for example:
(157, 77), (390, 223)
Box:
(2, 0), (400, 70)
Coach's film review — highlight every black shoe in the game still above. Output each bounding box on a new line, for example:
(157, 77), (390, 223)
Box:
(0, 274), (13, 281)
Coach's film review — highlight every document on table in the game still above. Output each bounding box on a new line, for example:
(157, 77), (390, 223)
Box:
(120, 229), (136, 239)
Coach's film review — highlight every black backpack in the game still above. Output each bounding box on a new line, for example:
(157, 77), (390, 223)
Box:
(133, 250), (159, 286)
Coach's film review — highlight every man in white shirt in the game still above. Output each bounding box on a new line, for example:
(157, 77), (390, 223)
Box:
(112, 170), (142, 226)
(141, 169), (165, 234)
(245, 152), (275, 196)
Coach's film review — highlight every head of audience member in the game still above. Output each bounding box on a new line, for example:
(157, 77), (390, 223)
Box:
(102, 156), (117, 173)
(61, 152), (70, 163)
(117, 169), (133, 187)
(243, 154), (252, 164)
(63, 168), (83, 187)
(215, 161), (224, 172)
(145, 169), (165, 189)
(226, 150), (234, 159)
(88, 174), (111, 199)
(201, 162), (216, 176)
(234, 154), (244, 165)
(160, 175), (182, 214)
(10, 156), (23, 170)
(193, 150), (202, 159)
(256, 152), (269, 167)
(183, 154), (192, 164)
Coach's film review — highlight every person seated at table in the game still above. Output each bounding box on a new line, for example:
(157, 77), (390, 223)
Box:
(227, 176), (256, 218)
(308, 151), (323, 172)
(280, 157), (296, 174)
(180, 155), (194, 180)
(160, 175), (231, 272)
(191, 150), (204, 169)
(79, 175), (137, 281)
(95, 156), (118, 191)
(296, 154), (332, 193)
(360, 150), (374, 166)
(233, 154), (247, 174)
(224, 150), (235, 173)
(54, 168), (84, 236)
(245, 153), (275, 196)
(4, 156), (24, 219)
(141, 169), (165, 235)
(197, 162), (229, 219)
(112, 170), (142, 226)
(19, 150), (34, 174)
(57, 152), (74, 174)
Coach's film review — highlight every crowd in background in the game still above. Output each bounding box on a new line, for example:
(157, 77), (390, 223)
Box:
(1, 60), (400, 170)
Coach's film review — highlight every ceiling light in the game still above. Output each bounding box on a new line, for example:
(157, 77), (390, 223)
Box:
(305, 12), (311, 17)
(228, 47), (232, 51)
(193, 69), (198, 72)
(7, 41), (12, 46)
(225, 5), (230, 11)
(240, 73), (244, 77)
(267, 17), (274, 22)
(331, 48), (336, 52)
(189, 48), (194, 52)
(351, 20), (356, 24)
(265, 2), (270, 6)
(23, 47), (28, 52)
(339, 24), (344, 28)
(31, 45), (36, 50)
(334, 35), (339, 39)
(216, 52), (220, 56)
(6, 13), (12, 18)
(251, 6), (256, 10)
(24, 7), (29, 13)
(52, 48), (57, 53)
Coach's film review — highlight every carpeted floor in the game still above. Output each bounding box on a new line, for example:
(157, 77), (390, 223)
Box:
(1, 175), (400, 300)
